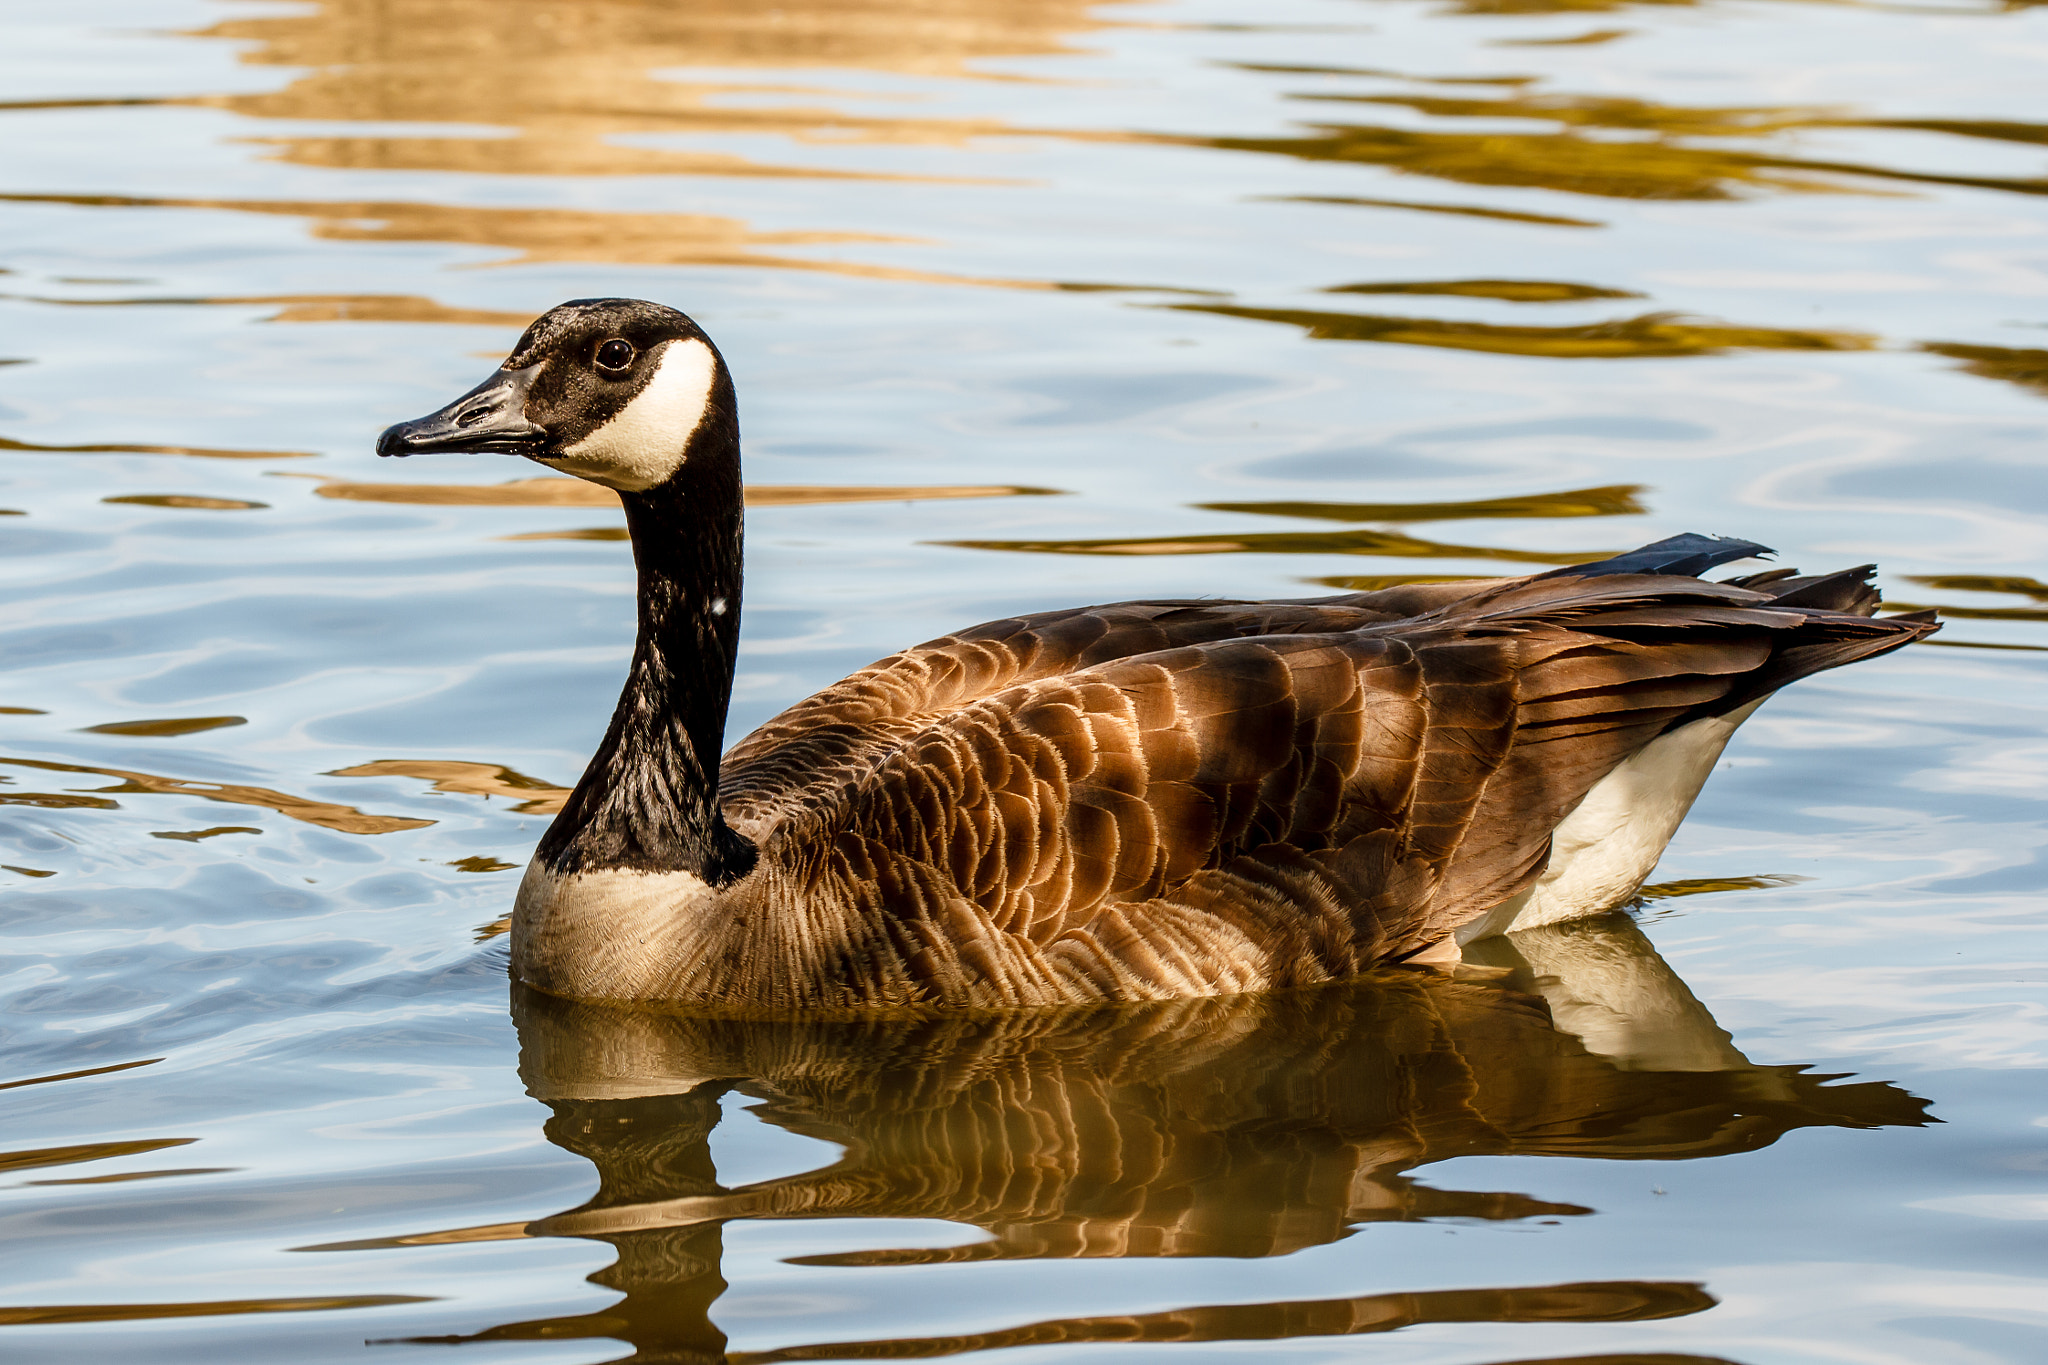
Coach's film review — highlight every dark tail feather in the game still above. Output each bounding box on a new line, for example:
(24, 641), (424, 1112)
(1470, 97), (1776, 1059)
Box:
(1723, 566), (1799, 590)
(1542, 533), (1774, 582)
(1750, 565), (1881, 617)
(1729, 610), (1938, 711)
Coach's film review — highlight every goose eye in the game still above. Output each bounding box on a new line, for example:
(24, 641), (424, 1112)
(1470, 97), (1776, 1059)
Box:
(594, 339), (636, 374)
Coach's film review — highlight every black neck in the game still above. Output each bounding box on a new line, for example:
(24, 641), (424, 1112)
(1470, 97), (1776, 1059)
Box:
(535, 407), (757, 885)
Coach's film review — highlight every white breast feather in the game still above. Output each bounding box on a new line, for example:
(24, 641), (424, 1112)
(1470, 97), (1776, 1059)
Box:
(514, 862), (723, 999)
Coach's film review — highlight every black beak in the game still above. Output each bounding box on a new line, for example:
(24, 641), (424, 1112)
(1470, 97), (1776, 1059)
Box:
(376, 368), (546, 458)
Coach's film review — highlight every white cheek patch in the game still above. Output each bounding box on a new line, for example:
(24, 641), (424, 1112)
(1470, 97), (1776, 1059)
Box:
(548, 338), (718, 492)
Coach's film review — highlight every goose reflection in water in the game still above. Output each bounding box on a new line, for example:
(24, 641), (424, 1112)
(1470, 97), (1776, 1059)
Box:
(329, 914), (1927, 1364)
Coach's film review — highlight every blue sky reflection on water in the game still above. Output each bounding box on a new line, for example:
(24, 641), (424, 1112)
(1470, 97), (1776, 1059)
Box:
(0, 0), (2045, 1360)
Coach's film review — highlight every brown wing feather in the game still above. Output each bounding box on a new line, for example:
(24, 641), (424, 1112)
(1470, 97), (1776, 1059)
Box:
(732, 574), (1929, 1008)
(719, 598), (1416, 835)
(762, 632), (1450, 1004)
(718, 580), (1562, 838)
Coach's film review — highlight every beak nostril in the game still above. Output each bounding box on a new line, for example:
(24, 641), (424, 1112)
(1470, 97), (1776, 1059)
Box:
(454, 405), (492, 429)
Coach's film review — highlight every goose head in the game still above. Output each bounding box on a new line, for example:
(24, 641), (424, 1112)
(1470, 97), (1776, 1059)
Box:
(375, 297), (734, 494)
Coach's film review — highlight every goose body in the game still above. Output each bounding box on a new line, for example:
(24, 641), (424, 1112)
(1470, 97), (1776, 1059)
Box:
(378, 298), (1936, 1009)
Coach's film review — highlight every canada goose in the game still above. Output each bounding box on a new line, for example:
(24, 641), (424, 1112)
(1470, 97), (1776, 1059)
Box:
(377, 297), (1936, 1009)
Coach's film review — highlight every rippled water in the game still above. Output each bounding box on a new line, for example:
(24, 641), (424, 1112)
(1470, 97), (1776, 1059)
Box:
(2, 0), (2046, 1359)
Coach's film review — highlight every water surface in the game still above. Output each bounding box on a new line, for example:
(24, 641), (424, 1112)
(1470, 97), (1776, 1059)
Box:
(2, 0), (2046, 1361)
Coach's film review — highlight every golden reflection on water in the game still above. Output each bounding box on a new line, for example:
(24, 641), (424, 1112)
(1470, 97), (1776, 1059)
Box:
(1197, 79), (2048, 201)
(958, 483), (1645, 566)
(0, 1058), (161, 1092)
(81, 716), (247, 738)
(1493, 27), (1632, 44)
(0, 1137), (194, 1176)
(0, 435), (314, 460)
(446, 855), (518, 873)
(1880, 601), (2048, 623)
(944, 526), (1604, 562)
(6, 292), (537, 328)
(5, 0), (2042, 405)
(498, 527), (633, 542)
(1326, 278), (1644, 303)
(1921, 342), (2048, 397)
(1885, 574), (2048, 628)
(716, 1282), (1715, 1362)
(16, 0), (2040, 332)
(1310, 571), (1489, 591)
(1635, 873), (1806, 901)
(1909, 574), (2048, 599)
(297, 475), (1062, 509)
(0, 193), (1002, 284)
(332, 759), (569, 815)
(1170, 305), (1872, 359)
(1263, 194), (1607, 227)
(1202, 121), (1860, 201)
(191, 0), (1111, 180)
(102, 495), (269, 511)
(0, 1296), (432, 1327)
(1297, 89), (1805, 139)
(309, 917), (1923, 1362)
(1198, 484), (1648, 523)
(0, 755), (432, 835)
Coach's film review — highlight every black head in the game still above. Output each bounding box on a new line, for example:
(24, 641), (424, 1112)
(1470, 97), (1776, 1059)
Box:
(375, 298), (732, 493)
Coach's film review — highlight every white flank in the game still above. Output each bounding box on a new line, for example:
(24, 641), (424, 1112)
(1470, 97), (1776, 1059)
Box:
(1458, 696), (1768, 943)
(550, 338), (718, 492)
(513, 862), (723, 1000)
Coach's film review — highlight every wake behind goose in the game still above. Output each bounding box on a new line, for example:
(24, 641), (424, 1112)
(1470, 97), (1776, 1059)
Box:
(377, 298), (1936, 1008)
